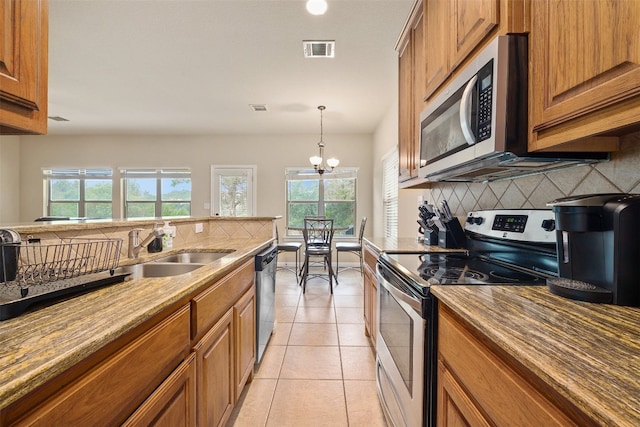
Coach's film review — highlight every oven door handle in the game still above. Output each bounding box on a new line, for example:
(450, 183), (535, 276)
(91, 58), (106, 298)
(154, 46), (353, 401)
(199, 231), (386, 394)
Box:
(376, 264), (422, 313)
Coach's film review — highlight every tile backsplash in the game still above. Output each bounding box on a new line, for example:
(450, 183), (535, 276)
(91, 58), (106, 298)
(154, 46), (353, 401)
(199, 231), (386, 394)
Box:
(425, 131), (640, 217)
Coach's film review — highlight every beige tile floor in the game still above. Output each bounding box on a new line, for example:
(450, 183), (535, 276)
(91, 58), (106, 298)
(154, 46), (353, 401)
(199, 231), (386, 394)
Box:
(227, 267), (387, 427)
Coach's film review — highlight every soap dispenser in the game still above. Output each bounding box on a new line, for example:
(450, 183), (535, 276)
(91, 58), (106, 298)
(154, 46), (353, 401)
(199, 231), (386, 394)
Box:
(162, 221), (176, 249)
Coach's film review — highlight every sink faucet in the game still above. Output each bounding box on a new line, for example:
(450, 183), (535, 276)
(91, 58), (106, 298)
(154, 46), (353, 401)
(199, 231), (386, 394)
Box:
(128, 224), (165, 259)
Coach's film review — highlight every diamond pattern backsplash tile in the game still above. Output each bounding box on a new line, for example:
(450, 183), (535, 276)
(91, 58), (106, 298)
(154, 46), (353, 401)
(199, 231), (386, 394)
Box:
(425, 131), (640, 217)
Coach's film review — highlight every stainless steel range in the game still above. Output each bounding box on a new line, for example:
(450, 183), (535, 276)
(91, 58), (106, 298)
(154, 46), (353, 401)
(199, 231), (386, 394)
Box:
(375, 209), (559, 427)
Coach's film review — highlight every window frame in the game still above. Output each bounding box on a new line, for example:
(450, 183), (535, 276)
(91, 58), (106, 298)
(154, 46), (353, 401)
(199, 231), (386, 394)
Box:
(121, 168), (192, 219)
(43, 168), (114, 219)
(285, 168), (358, 238)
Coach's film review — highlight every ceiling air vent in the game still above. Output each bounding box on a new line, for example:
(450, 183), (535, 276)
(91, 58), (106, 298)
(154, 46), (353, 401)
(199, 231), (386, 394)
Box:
(249, 104), (268, 112)
(303, 40), (335, 58)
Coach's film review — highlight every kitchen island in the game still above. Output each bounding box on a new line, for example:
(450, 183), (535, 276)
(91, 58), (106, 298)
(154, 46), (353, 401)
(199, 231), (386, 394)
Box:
(0, 217), (275, 425)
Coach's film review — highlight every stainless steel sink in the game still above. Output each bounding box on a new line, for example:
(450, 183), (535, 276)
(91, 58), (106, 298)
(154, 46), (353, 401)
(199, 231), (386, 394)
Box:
(112, 262), (204, 279)
(153, 251), (233, 264)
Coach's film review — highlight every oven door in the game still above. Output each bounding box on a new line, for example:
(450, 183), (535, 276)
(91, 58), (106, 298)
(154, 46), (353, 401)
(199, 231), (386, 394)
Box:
(376, 262), (426, 427)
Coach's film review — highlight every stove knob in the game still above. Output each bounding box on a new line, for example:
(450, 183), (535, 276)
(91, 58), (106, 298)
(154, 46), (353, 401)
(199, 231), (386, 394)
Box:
(541, 219), (555, 232)
(472, 216), (484, 225)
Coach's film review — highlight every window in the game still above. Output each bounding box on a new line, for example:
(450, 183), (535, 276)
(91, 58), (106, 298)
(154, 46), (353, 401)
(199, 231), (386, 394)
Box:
(211, 165), (256, 216)
(122, 169), (191, 218)
(382, 149), (398, 238)
(43, 169), (113, 218)
(286, 168), (357, 236)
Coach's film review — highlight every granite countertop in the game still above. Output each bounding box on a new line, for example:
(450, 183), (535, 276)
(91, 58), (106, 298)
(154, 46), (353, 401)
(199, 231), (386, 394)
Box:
(431, 286), (640, 427)
(0, 237), (273, 410)
(363, 236), (466, 253)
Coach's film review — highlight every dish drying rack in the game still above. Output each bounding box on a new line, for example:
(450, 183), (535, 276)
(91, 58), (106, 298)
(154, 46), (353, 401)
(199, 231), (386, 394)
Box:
(0, 238), (129, 320)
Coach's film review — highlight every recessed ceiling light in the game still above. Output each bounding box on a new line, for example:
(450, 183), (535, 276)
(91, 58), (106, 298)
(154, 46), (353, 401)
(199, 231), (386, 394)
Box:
(306, 0), (328, 16)
(249, 104), (268, 112)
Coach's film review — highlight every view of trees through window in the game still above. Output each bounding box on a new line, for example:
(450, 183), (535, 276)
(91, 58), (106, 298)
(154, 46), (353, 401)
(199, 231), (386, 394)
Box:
(286, 170), (357, 236)
(124, 172), (191, 218)
(47, 170), (113, 218)
(219, 175), (248, 216)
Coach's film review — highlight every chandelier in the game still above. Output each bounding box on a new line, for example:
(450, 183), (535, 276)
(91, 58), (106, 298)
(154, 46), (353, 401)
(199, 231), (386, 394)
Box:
(309, 105), (339, 175)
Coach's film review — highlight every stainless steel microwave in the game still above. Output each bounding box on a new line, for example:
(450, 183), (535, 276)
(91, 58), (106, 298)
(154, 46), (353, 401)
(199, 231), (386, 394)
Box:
(418, 35), (606, 182)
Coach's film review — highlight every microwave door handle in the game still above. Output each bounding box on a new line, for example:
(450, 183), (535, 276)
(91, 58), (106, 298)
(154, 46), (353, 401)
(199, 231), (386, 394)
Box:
(459, 75), (478, 145)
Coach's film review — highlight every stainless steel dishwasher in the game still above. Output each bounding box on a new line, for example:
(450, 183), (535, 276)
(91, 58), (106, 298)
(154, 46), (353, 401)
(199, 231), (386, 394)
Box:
(254, 244), (278, 364)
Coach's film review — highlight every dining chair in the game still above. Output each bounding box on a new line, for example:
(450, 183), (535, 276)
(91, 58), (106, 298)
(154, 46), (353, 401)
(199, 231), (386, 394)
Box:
(275, 225), (302, 277)
(300, 218), (336, 293)
(335, 217), (367, 277)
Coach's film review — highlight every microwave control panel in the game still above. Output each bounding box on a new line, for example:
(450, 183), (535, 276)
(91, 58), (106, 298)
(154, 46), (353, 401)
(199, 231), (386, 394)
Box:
(476, 59), (494, 142)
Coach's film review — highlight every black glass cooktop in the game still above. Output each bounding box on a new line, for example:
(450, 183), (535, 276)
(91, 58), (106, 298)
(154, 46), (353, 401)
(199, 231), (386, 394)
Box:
(382, 252), (547, 291)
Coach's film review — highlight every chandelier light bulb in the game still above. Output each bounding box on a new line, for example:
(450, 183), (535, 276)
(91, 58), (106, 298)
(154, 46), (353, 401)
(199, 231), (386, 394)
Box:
(306, 0), (328, 15)
(310, 155), (323, 166)
(326, 158), (339, 168)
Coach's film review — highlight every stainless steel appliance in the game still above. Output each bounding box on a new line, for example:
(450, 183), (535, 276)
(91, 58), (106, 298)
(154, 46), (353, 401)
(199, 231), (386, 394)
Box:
(255, 244), (278, 363)
(376, 209), (558, 427)
(546, 193), (640, 306)
(418, 35), (606, 183)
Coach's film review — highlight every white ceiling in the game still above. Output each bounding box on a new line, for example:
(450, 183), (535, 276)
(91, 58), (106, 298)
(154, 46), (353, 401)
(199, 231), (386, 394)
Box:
(47, 0), (413, 136)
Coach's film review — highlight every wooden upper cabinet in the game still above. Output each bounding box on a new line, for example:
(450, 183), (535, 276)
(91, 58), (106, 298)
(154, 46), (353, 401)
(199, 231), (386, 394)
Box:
(397, 0), (424, 182)
(0, 0), (48, 135)
(449, 0), (499, 71)
(424, 0), (449, 98)
(398, 37), (414, 181)
(529, 0), (640, 151)
(423, 0), (527, 101)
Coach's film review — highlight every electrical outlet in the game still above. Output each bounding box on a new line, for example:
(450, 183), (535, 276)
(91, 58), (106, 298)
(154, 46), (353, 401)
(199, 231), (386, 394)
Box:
(195, 223), (203, 233)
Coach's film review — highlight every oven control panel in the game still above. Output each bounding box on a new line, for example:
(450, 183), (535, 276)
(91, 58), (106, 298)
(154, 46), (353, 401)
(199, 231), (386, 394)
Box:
(465, 209), (556, 243)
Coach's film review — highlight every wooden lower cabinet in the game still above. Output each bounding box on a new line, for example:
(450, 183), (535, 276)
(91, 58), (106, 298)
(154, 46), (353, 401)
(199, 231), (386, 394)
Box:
(363, 244), (378, 347)
(234, 286), (256, 399)
(194, 308), (235, 427)
(123, 353), (197, 427)
(8, 305), (191, 427)
(437, 307), (587, 427)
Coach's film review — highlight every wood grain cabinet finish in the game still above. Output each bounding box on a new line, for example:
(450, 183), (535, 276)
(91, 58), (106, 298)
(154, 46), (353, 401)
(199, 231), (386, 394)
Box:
(529, 0), (640, 151)
(194, 308), (235, 427)
(437, 307), (588, 427)
(234, 286), (256, 400)
(422, 0), (526, 101)
(191, 259), (255, 342)
(123, 353), (197, 427)
(397, 1), (424, 182)
(0, 0), (48, 135)
(363, 244), (378, 347)
(11, 305), (191, 427)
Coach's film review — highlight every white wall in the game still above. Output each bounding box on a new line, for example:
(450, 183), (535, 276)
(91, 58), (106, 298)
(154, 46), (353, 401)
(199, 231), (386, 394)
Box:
(11, 133), (373, 226)
(0, 136), (21, 223)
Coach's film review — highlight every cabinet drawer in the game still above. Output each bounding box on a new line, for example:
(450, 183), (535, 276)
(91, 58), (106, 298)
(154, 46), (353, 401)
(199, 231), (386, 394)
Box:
(438, 308), (577, 426)
(191, 260), (254, 341)
(13, 305), (191, 426)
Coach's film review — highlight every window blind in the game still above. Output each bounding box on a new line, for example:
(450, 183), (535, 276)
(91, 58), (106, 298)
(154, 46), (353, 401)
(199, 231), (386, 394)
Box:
(382, 149), (398, 238)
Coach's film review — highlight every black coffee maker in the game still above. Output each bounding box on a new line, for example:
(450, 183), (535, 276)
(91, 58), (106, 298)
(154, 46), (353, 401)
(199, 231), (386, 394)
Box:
(546, 193), (640, 306)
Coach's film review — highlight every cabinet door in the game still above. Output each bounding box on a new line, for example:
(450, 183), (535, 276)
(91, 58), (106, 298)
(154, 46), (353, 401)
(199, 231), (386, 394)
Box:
(194, 308), (235, 427)
(0, 0), (48, 134)
(122, 353), (197, 427)
(424, 0), (450, 100)
(437, 361), (491, 427)
(449, 0), (499, 71)
(363, 265), (373, 338)
(529, 0), (640, 150)
(411, 11), (425, 177)
(398, 37), (414, 182)
(234, 286), (256, 400)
